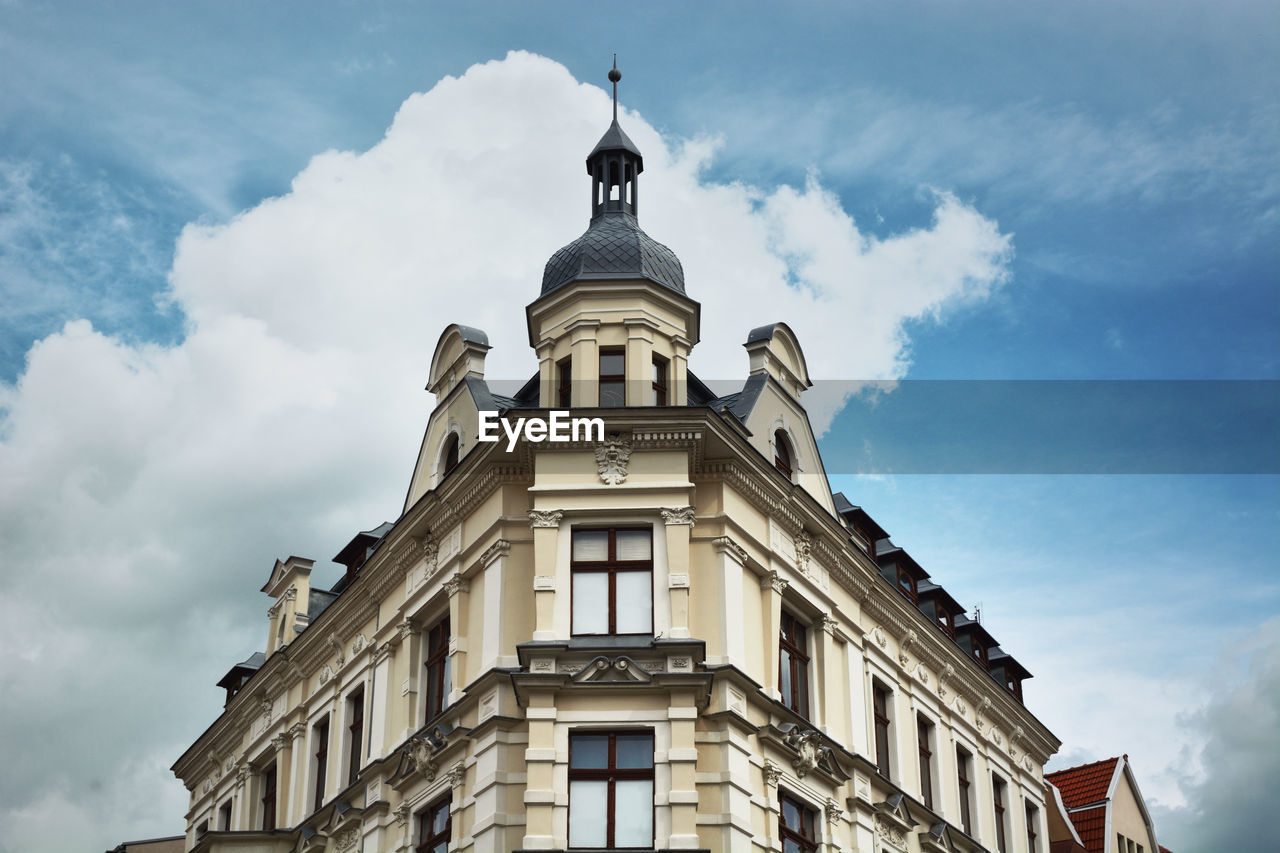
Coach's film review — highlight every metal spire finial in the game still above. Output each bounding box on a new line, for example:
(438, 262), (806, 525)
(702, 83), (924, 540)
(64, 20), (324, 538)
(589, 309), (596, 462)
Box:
(608, 55), (621, 122)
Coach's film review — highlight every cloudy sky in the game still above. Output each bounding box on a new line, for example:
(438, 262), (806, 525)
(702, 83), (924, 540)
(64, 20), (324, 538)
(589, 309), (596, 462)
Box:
(1, 3), (1276, 851)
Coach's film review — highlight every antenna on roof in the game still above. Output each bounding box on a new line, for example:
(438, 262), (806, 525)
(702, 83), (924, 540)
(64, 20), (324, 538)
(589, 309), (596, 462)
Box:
(973, 602), (983, 623)
(609, 55), (621, 122)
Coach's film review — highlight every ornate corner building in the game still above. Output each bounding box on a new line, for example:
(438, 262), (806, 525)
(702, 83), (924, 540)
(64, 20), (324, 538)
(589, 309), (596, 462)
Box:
(172, 66), (1061, 853)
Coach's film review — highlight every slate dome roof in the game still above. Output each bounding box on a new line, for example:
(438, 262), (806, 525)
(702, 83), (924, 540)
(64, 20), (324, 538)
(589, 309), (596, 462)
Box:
(541, 210), (685, 296)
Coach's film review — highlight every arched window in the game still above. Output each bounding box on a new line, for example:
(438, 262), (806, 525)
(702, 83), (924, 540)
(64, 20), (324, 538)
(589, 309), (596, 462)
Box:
(441, 433), (460, 477)
(774, 429), (794, 479)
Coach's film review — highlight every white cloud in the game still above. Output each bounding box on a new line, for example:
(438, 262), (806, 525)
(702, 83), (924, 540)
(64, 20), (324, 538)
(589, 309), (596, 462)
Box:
(0, 51), (1012, 851)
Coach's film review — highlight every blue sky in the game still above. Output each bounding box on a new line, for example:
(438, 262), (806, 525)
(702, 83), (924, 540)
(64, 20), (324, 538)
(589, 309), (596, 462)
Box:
(1, 3), (1276, 851)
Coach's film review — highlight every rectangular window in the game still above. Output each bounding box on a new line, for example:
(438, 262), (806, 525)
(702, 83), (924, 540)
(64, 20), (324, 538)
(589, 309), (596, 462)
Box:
(218, 800), (232, 831)
(778, 792), (819, 852)
(993, 774), (1008, 853)
(873, 682), (892, 778)
(568, 731), (654, 849)
(917, 715), (935, 810)
(651, 355), (668, 406)
(425, 616), (452, 722)
(347, 686), (365, 787)
(571, 528), (652, 636)
(416, 794), (452, 853)
(260, 762), (277, 831)
(557, 357), (572, 408)
(313, 716), (329, 813)
(779, 610), (810, 718)
(1026, 802), (1039, 853)
(599, 348), (625, 407)
(196, 820), (209, 839)
(957, 746), (973, 835)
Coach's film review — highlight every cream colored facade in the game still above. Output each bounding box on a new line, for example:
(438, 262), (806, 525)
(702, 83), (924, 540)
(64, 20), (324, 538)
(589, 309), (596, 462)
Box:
(173, 81), (1060, 853)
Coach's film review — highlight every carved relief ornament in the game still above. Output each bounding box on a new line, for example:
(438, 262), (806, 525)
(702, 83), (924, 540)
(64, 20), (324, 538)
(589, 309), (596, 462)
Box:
(528, 510), (564, 529)
(660, 506), (696, 526)
(594, 435), (632, 485)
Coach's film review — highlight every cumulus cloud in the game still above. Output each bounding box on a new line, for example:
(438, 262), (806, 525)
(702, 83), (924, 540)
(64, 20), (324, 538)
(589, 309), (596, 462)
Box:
(0, 52), (1012, 851)
(1152, 618), (1280, 853)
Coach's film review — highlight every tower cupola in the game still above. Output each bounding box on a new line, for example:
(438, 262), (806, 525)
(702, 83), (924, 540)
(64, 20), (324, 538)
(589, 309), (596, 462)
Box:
(588, 59), (644, 218)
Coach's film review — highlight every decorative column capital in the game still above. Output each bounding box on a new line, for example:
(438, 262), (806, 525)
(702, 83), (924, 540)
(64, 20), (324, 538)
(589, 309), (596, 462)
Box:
(443, 573), (469, 597)
(761, 570), (789, 594)
(529, 510), (564, 529)
(660, 506), (696, 526)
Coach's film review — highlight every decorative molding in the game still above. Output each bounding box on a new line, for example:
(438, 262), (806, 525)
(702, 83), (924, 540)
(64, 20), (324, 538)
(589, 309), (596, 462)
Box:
(393, 801), (411, 827)
(794, 531), (812, 575)
(594, 435), (632, 485)
(711, 535), (748, 565)
(445, 761), (466, 789)
(351, 633), (368, 657)
(528, 510), (564, 529)
(335, 825), (360, 852)
(478, 538), (511, 567)
(443, 573), (469, 596)
(289, 722), (306, 741)
(821, 613), (839, 637)
(763, 759), (782, 788)
(938, 662), (955, 700)
(408, 735), (440, 782)
(373, 642), (392, 666)
(319, 664), (334, 686)
(875, 814), (907, 849)
(328, 633), (345, 669)
(660, 506), (696, 526)
(760, 570), (789, 594)
(867, 625), (888, 650)
(899, 628), (919, 667)
(784, 728), (825, 778)
(825, 797), (843, 825)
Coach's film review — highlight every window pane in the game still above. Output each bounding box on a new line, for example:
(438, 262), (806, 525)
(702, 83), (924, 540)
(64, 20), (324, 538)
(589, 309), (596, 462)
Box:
(573, 572), (609, 634)
(600, 353), (625, 375)
(782, 798), (801, 828)
(615, 733), (654, 769)
(614, 529), (651, 561)
(570, 735), (609, 769)
(600, 380), (625, 407)
(431, 804), (449, 834)
(614, 570), (652, 634)
(568, 780), (607, 847)
(573, 530), (609, 561)
(779, 650), (793, 705)
(614, 779), (653, 846)
(784, 841), (802, 853)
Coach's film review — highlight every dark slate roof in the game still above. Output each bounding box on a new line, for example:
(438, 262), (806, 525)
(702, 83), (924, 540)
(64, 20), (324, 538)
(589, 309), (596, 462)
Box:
(588, 119), (644, 164)
(541, 210), (685, 296)
(216, 651), (264, 688)
(707, 373), (767, 422)
(307, 589), (338, 621)
(454, 325), (489, 347)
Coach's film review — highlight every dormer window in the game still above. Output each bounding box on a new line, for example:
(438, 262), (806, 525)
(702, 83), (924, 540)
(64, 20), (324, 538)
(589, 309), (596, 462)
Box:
(440, 433), (460, 476)
(774, 430), (793, 478)
(599, 349), (625, 407)
(652, 355), (668, 406)
(936, 606), (955, 637)
(895, 565), (918, 603)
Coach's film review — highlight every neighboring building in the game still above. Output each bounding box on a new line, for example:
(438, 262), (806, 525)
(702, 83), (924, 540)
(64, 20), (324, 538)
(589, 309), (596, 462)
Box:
(1045, 756), (1162, 853)
(172, 66), (1061, 853)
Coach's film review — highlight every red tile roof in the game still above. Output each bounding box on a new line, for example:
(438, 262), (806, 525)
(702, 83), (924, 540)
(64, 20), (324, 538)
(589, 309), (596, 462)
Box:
(1064, 805), (1107, 853)
(1047, 758), (1124, 853)
(1046, 757), (1120, 809)
(1159, 847), (1174, 853)
(1050, 841), (1089, 853)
